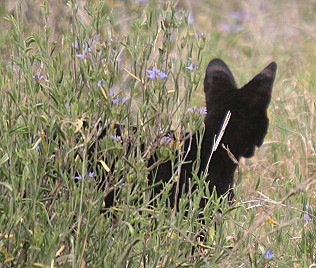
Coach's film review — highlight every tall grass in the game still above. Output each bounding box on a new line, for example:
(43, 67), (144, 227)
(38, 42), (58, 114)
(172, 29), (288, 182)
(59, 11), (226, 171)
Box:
(0, 0), (315, 267)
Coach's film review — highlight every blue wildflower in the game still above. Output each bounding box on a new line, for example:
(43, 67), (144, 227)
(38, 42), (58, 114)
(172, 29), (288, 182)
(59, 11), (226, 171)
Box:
(122, 97), (129, 104)
(75, 44), (91, 59)
(88, 171), (95, 178)
(112, 97), (120, 106)
(188, 13), (194, 25)
(109, 88), (128, 105)
(110, 135), (119, 142)
(263, 250), (274, 260)
(159, 71), (168, 80)
(188, 106), (197, 113)
(74, 175), (82, 181)
(167, 34), (175, 42)
(110, 87), (117, 97)
(147, 67), (168, 81)
(34, 74), (44, 84)
(230, 11), (242, 20)
(74, 42), (79, 50)
(186, 63), (194, 72)
(146, 67), (159, 80)
(160, 136), (172, 145)
(65, 102), (71, 114)
(188, 106), (207, 115)
(83, 43), (91, 53)
(219, 23), (232, 33)
(76, 53), (85, 59)
(97, 80), (102, 87)
(199, 107), (207, 115)
(303, 213), (311, 223)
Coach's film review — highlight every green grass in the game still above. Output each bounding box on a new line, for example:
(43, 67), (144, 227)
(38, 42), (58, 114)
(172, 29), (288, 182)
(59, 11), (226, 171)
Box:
(0, 0), (315, 267)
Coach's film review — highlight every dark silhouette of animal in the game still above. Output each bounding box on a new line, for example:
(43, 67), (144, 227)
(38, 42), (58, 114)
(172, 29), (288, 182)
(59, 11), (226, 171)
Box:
(92, 59), (277, 211)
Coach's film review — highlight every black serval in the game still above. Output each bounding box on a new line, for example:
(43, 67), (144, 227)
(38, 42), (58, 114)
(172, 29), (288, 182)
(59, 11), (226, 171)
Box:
(94, 59), (277, 212)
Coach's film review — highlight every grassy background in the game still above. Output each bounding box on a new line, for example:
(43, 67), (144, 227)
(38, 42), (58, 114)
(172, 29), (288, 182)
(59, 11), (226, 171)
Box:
(0, 0), (315, 267)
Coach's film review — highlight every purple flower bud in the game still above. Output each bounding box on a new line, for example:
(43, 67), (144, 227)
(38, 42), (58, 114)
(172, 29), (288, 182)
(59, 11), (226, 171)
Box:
(263, 250), (274, 260)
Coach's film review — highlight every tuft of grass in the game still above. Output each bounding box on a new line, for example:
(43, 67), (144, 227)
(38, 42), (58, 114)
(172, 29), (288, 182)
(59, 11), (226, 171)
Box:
(0, 0), (315, 267)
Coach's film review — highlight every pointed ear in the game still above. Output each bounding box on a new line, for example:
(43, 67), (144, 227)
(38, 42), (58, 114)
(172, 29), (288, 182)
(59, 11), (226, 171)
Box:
(204, 59), (237, 109)
(239, 62), (277, 109)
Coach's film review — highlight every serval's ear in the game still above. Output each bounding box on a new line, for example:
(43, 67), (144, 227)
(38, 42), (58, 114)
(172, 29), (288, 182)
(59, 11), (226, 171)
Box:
(204, 59), (237, 110)
(239, 62), (277, 109)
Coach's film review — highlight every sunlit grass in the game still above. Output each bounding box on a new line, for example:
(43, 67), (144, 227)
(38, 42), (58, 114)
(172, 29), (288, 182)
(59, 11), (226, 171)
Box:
(0, 0), (315, 267)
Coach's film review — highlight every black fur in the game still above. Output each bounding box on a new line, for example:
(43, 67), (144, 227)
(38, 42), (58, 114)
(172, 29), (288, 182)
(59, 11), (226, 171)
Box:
(93, 59), (277, 211)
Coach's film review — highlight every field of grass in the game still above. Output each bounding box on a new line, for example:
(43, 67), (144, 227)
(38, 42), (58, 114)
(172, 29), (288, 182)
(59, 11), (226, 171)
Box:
(0, 0), (315, 267)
